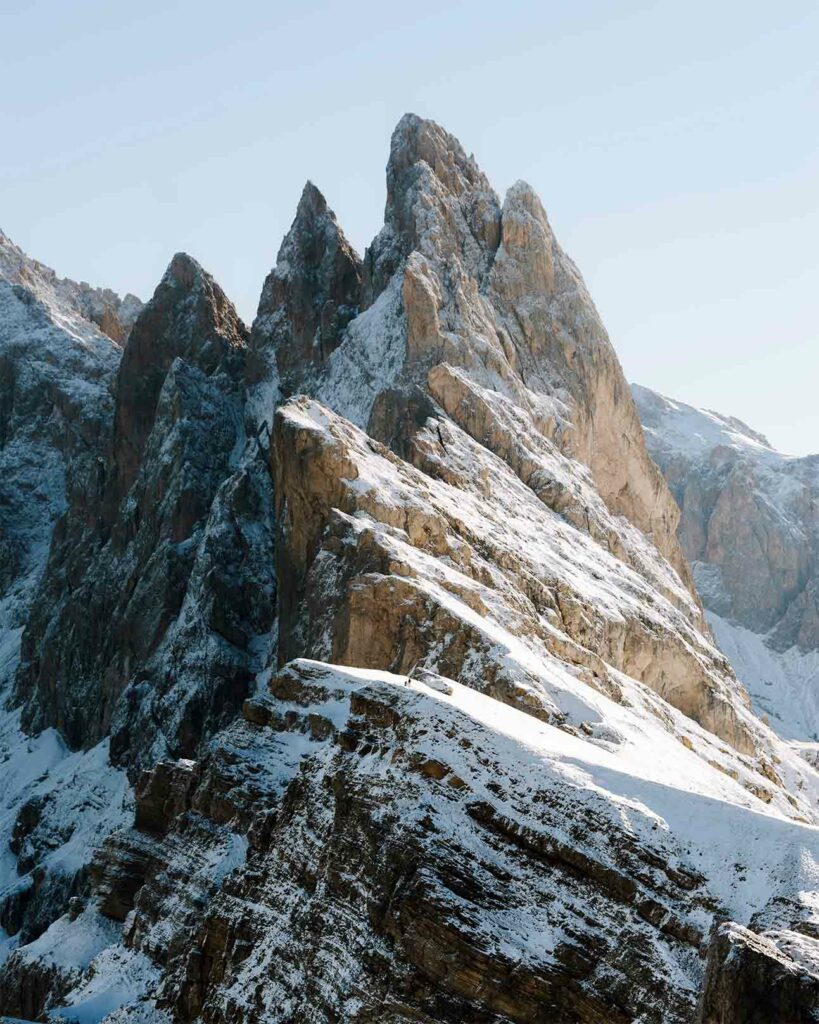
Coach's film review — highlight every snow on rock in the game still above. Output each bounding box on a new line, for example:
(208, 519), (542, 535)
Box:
(2, 115), (819, 1022)
(249, 181), (362, 402)
(634, 384), (819, 743)
(708, 612), (819, 742)
(0, 277), (119, 646)
(15, 253), (277, 770)
(274, 395), (777, 766)
(0, 229), (142, 345)
(0, 236), (135, 959)
(42, 660), (819, 1023)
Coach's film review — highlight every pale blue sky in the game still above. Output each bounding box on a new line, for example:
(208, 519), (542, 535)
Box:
(2, 1), (817, 452)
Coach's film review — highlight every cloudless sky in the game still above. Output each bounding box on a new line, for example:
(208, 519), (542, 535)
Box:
(2, 0), (817, 453)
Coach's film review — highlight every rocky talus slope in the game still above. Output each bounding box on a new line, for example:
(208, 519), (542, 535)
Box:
(634, 385), (819, 743)
(1, 117), (819, 1022)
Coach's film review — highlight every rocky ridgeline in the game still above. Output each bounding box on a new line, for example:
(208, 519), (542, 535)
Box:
(2, 117), (819, 1022)
(634, 385), (819, 741)
(634, 385), (819, 650)
(0, 229), (142, 345)
(0, 240), (140, 973)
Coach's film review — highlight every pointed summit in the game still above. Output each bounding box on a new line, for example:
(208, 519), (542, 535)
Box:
(297, 179), (329, 216)
(162, 250), (204, 289)
(387, 113), (494, 202)
(113, 252), (247, 497)
(365, 114), (501, 299)
(250, 182), (362, 399)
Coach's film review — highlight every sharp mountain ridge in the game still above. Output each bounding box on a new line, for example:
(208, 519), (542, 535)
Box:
(0, 115), (817, 1023)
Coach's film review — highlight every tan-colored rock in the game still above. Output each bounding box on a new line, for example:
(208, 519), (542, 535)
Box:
(273, 395), (765, 759)
(635, 383), (819, 656)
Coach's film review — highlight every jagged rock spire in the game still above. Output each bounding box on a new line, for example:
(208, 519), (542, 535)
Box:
(113, 252), (247, 498)
(17, 251), (264, 764)
(364, 113), (502, 299)
(249, 182), (362, 400)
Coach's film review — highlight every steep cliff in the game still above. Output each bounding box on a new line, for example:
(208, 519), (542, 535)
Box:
(0, 243), (135, 958)
(634, 384), (819, 741)
(16, 253), (276, 768)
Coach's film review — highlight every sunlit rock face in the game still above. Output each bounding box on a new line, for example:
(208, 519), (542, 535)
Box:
(2, 118), (819, 1023)
(0, 228), (142, 344)
(635, 383), (819, 741)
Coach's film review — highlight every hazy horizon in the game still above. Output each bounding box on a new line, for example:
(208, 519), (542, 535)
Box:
(3, 0), (817, 454)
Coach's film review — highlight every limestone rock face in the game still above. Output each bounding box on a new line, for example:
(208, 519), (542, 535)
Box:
(112, 253), (247, 500)
(18, 660), (819, 1024)
(0, 279), (119, 645)
(0, 241), (135, 957)
(251, 112), (761, 754)
(249, 182), (362, 401)
(634, 385), (819, 643)
(0, 231), (130, 646)
(273, 396), (764, 757)
(16, 254), (276, 768)
(0, 227), (142, 343)
(313, 114), (689, 589)
(634, 384), (819, 740)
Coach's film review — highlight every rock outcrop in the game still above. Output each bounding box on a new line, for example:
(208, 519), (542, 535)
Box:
(316, 115), (689, 586)
(0, 228), (142, 344)
(634, 384), (819, 742)
(0, 242), (135, 955)
(12, 660), (819, 1023)
(698, 922), (819, 1023)
(15, 253), (276, 770)
(248, 181), (362, 402)
(0, 283), (116, 645)
(273, 397), (763, 757)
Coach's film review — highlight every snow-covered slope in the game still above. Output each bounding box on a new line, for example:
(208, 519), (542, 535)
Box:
(15, 658), (819, 1023)
(708, 613), (819, 741)
(634, 384), (819, 742)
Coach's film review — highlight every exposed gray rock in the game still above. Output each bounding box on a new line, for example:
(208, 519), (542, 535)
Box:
(0, 243), (134, 959)
(0, 227), (142, 344)
(634, 384), (819, 648)
(3, 115), (819, 1024)
(15, 254), (276, 770)
(698, 921), (819, 1023)
(248, 181), (362, 402)
(312, 114), (692, 594)
(80, 662), (710, 1023)
(634, 384), (819, 740)
(0, 277), (120, 654)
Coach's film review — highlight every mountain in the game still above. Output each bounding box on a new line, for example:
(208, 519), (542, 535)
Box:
(634, 384), (819, 742)
(1, 117), (819, 1023)
(0, 230), (142, 345)
(0, 237), (140, 962)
